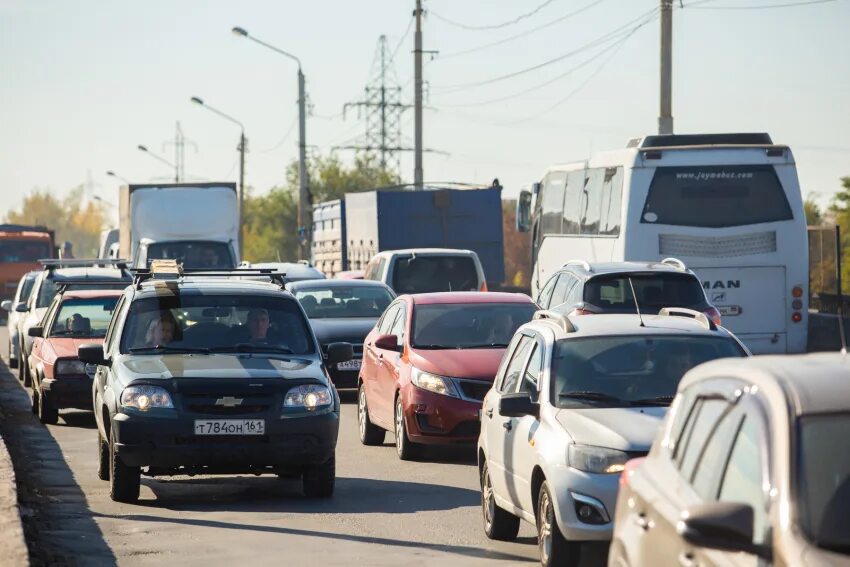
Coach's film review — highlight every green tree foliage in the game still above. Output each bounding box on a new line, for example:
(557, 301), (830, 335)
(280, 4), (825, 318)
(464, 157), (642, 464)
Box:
(243, 154), (399, 262)
(804, 196), (823, 226)
(828, 177), (850, 294)
(5, 186), (107, 257)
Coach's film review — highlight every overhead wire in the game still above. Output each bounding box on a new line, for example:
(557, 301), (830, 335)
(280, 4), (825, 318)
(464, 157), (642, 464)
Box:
(685, 0), (838, 8)
(255, 116), (299, 154)
(429, 0), (563, 31)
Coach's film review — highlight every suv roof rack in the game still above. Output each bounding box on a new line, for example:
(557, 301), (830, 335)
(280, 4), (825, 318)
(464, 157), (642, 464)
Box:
(40, 258), (129, 271)
(563, 259), (592, 273)
(533, 309), (576, 333)
(658, 307), (716, 331)
(660, 257), (687, 271)
(132, 264), (288, 289)
(55, 280), (130, 293)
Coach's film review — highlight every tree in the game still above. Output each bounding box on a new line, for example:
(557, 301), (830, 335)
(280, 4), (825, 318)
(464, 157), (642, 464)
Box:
(242, 154), (399, 262)
(804, 196), (823, 226)
(501, 199), (531, 291)
(827, 177), (850, 294)
(5, 186), (107, 257)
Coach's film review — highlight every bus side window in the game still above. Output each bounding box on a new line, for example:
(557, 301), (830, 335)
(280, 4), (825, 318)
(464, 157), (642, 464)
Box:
(563, 170), (585, 235)
(540, 173), (567, 237)
(581, 168), (605, 235)
(599, 167), (624, 236)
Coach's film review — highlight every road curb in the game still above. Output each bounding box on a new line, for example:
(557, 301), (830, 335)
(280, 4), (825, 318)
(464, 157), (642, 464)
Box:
(0, 432), (29, 567)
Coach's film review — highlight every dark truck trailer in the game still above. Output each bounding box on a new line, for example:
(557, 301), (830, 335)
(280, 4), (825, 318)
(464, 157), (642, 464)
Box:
(312, 184), (505, 285)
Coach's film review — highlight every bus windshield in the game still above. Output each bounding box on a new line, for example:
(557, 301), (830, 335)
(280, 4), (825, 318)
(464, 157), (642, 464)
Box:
(641, 165), (793, 228)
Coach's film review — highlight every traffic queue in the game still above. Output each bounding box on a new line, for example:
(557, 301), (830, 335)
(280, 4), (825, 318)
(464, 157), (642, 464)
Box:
(2, 252), (848, 567)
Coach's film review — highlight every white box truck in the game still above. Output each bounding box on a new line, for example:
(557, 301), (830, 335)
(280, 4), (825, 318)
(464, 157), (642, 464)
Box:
(119, 183), (240, 269)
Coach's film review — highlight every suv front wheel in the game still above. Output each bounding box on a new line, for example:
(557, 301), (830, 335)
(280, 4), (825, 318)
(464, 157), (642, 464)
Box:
(481, 461), (520, 541)
(537, 481), (580, 567)
(109, 427), (140, 502)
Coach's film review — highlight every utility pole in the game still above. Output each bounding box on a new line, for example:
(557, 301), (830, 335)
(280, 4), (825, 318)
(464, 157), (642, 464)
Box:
(239, 132), (247, 260)
(164, 121), (197, 182)
(414, 0), (424, 189)
(297, 68), (310, 259)
(658, 0), (674, 135)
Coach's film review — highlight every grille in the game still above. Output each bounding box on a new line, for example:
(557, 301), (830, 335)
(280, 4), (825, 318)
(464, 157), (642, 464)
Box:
(455, 379), (492, 402)
(658, 231), (776, 258)
(321, 341), (364, 357)
(187, 404), (270, 415)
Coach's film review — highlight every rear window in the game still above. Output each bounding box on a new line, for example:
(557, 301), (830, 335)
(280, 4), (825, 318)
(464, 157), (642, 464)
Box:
(391, 255), (480, 294)
(412, 302), (536, 349)
(585, 273), (708, 313)
(641, 165), (793, 228)
(49, 297), (120, 338)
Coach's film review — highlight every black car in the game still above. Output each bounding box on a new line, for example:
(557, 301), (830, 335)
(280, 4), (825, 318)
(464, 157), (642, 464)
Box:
(535, 258), (722, 326)
(81, 265), (353, 503)
(286, 279), (395, 389)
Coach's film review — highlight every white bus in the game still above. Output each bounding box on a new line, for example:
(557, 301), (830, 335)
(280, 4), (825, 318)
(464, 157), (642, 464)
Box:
(516, 133), (808, 354)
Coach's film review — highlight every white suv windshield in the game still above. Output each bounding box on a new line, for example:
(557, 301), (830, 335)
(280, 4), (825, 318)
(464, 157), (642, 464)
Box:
(552, 335), (745, 408)
(120, 294), (314, 355)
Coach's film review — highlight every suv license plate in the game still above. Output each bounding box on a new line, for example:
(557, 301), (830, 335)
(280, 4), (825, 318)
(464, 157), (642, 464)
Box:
(337, 359), (361, 371)
(194, 419), (265, 436)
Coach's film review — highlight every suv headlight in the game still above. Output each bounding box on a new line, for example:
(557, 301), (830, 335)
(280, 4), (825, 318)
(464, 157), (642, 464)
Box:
(121, 385), (174, 411)
(55, 359), (86, 376)
(568, 444), (629, 474)
(411, 367), (460, 398)
(284, 384), (332, 411)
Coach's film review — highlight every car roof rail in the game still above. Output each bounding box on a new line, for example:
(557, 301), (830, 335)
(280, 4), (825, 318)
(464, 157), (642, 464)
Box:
(133, 262), (288, 289)
(40, 258), (130, 271)
(533, 309), (577, 333)
(55, 280), (130, 293)
(563, 259), (592, 273)
(660, 257), (687, 271)
(658, 307), (716, 331)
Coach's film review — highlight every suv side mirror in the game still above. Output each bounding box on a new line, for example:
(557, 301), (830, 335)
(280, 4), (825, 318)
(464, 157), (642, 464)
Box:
(516, 190), (533, 233)
(374, 333), (400, 352)
(15, 302), (29, 313)
(78, 344), (109, 367)
(1, 300), (11, 312)
(678, 502), (771, 561)
(28, 326), (43, 338)
(326, 342), (354, 364)
(499, 392), (539, 419)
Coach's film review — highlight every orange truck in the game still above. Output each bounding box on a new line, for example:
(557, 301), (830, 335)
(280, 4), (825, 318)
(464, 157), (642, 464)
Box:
(0, 224), (55, 302)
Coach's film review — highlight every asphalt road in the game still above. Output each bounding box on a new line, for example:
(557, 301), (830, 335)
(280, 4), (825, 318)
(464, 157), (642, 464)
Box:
(0, 328), (608, 567)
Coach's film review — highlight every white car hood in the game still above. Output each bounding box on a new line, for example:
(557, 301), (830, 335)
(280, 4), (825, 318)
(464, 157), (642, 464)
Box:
(555, 407), (667, 452)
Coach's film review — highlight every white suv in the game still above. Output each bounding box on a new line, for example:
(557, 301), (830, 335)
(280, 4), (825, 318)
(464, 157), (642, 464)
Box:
(477, 307), (749, 567)
(362, 248), (487, 294)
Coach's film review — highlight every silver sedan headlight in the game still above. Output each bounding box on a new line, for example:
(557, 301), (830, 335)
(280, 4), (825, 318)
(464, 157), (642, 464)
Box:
(568, 444), (630, 474)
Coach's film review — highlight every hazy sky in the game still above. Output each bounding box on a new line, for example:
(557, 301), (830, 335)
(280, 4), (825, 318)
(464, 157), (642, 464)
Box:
(2, 0), (849, 219)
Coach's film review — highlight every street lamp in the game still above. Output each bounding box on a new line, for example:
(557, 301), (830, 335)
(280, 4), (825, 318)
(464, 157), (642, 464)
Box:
(190, 96), (246, 260)
(93, 195), (116, 208)
(232, 25), (310, 259)
(105, 170), (131, 184)
(137, 145), (179, 182)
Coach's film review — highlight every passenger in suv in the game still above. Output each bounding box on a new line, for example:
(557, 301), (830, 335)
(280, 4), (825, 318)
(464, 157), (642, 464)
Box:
(478, 306), (748, 567)
(80, 263), (353, 503)
(535, 258), (721, 326)
(363, 248), (487, 294)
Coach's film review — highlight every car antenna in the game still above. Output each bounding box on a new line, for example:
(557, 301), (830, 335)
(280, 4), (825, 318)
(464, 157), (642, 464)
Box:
(628, 277), (645, 327)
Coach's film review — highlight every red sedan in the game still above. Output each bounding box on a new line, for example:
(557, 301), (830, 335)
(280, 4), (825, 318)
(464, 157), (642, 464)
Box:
(28, 289), (122, 424)
(357, 292), (537, 460)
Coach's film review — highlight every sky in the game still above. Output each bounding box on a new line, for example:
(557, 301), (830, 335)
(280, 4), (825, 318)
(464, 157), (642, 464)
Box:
(2, 0), (849, 222)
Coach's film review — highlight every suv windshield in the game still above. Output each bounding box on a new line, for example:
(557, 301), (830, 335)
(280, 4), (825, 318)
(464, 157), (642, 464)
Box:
(392, 255), (479, 294)
(295, 286), (393, 319)
(586, 273), (707, 313)
(120, 294), (314, 355)
(797, 413), (850, 555)
(0, 240), (52, 263)
(413, 303), (536, 349)
(146, 241), (234, 270)
(641, 165), (793, 228)
(552, 335), (745, 408)
(49, 297), (119, 338)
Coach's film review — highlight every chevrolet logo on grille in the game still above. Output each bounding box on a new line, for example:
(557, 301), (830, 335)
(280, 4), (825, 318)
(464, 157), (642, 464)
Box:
(214, 396), (244, 407)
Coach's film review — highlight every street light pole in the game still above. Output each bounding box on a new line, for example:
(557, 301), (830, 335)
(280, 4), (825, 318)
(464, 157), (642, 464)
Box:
(106, 170), (131, 184)
(137, 145), (179, 182)
(190, 96), (246, 261)
(232, 26), (311, 260)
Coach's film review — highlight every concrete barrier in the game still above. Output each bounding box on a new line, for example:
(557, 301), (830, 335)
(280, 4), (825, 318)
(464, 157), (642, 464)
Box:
(0, 433), (28, 566)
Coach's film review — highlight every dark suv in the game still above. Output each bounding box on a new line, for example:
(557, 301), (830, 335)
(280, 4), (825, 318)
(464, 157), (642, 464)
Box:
(80, 265), (353, 503)
(535, 258), (721, 326)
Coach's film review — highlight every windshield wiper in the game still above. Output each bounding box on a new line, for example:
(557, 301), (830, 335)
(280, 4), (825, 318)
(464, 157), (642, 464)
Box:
(630, 395), (675, 406)
(559, 391), (628, 405)
(412, 344), (454, 350)
(464, 343), (510, 349)
(129, 345), (212, 354)
(211, 344), (294, 354)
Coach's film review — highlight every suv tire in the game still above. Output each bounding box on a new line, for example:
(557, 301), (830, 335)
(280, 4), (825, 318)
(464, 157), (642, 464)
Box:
(537, 481), (580, 567)
(394, 395), (422, 461)
(481, 461), (520, 541)
(358, 383), (385, 446)
(109, 428), (140, 503)
(302, 456), (335, 498)
(37, 388), (58, 425)
(97, 431), (110, 481)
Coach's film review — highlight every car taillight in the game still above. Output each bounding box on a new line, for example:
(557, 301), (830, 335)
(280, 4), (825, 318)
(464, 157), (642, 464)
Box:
(704, 306), (722, 327)
(791, 285), (804, 322)
(792, 312), (803, 323)
(619, 457), (646, 488)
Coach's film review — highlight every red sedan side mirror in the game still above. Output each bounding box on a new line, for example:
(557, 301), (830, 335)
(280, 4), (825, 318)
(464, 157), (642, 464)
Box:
(374, 333), (400, 352)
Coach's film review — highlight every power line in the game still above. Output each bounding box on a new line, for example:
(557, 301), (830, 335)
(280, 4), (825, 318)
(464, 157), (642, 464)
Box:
(432, 6), (658, 93)
(686, 0), (838, 9)
(256, 116), (299, 154)
(389, 16), (415, 64)
(438, 0), (608, 60)
(430, 0), (563, 31)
